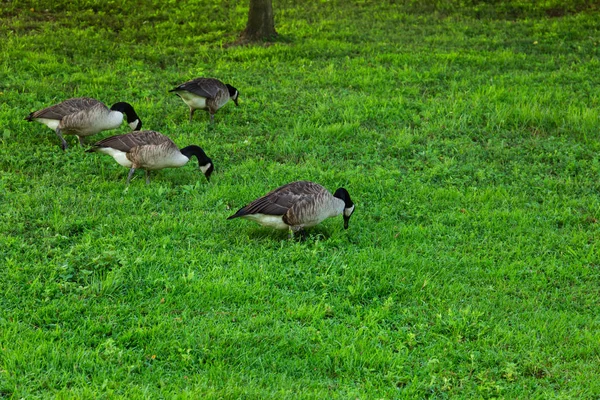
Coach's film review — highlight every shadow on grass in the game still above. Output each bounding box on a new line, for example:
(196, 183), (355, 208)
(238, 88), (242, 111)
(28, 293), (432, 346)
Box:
(223, 33), (293, 49)
(245, 225), (333, 242)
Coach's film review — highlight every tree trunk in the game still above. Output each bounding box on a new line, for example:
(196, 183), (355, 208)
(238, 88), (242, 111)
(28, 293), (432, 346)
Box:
(241, 0), (277, 41)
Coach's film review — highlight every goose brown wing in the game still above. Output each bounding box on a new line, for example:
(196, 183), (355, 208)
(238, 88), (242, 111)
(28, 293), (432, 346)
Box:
(283, 196), (315, 226)
(171, 78), (223, 99)
(91, 130), (173, 152)
(29, 97), (103, 120)
(228, 181), (322, 219)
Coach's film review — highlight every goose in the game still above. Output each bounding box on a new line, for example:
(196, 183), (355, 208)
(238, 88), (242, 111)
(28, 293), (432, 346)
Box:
(86, 130), (214, 185)
(25, 97), (142, 150)
(169, 77), (239, 123)
(227, 181), (355, 238)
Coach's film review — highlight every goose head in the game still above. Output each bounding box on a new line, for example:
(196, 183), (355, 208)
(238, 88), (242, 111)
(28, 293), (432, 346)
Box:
(180, 145), (214, 182)
(226, 84), (239, 106)
(334, 188), (354, 229)
(111, 102), (142, 131)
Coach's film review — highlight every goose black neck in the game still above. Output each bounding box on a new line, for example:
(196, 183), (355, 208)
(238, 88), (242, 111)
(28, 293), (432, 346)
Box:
(225, 84), (238, 97)
(110, 102), (140, 124)
(334, 188), (353, 208)
(180, 145), (210, 165)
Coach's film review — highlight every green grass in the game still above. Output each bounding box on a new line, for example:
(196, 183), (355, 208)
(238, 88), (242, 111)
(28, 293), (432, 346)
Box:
(1, 0), (600, 397)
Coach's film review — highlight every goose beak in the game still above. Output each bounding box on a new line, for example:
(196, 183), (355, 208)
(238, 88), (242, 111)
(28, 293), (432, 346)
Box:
(203, 168), (212, 182)
(233, 98), (239, 107)
(342, 205), (354, 229)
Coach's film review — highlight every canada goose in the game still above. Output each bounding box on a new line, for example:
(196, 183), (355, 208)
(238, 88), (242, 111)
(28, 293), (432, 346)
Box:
(25, 97), (142, 150)
(86, 130), (214, 185)
(227, 181), (355, 238)
(169, 78), (239, 123)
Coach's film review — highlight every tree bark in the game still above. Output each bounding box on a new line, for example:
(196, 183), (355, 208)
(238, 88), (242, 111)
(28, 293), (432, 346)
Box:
(241, 0), (277, 41)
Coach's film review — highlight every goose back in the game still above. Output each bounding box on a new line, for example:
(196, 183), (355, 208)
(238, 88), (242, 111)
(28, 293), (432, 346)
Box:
(26, 97), (104, 121)
(26, 97), (123, 137)
(170, 78), (232, 111)
(229, 181), (345, 229)
(91, 130), (188, 170)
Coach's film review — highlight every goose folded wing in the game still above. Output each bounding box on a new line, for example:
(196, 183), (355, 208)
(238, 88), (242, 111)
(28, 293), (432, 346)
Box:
(233, 185), (306, 217)
(240, 195), (290, 216)
(283, 196), (315, 226)
(31, 97), (102, 120)
(175, 79), (219, 99)
(92, 131), (169, 152)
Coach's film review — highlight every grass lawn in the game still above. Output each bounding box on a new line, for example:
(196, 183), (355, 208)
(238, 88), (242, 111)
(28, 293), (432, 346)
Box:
(1, 0), (600, 397)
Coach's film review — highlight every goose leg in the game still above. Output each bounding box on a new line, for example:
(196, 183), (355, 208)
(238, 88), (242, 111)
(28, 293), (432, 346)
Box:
(189, 108), (195, 121)
(210, 112), (215, 124)
(126, 167), (136, 185)
(77, 135), (86, 147)
(288, 226), (305, 240)
(55, 128), (68, 151)
(145, 170), (151, 184)
(297, 229), (308, 241)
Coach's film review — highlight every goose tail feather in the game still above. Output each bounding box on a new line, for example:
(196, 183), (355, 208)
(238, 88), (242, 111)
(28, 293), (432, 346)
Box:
(227, 208), (247, 220)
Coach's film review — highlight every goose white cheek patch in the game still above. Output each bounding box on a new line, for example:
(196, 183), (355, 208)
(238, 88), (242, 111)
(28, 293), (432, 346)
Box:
(344, 205), (355, 217)
(129, 119), (139, 130)
(200, 163), (212, 174)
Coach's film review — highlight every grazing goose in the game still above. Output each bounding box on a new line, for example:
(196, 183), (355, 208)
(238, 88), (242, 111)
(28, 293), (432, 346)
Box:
(227, 181), (355, 238)
(86, 130), (214, 185)
(25, 97), (142, 150)
(169, 77), (239, 123)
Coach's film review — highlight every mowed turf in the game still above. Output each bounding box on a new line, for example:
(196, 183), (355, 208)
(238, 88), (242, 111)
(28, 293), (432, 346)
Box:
(1, 0), (600, 398)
